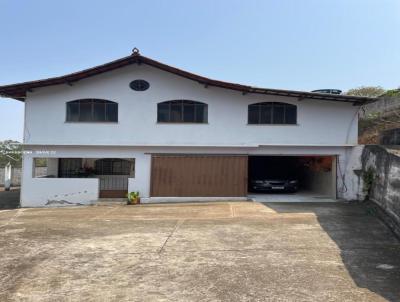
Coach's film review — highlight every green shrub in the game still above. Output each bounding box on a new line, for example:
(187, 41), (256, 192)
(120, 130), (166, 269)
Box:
(362, 167), (375, 200)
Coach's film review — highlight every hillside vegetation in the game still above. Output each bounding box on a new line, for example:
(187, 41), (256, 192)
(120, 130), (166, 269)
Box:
(359, 93), (400, 144)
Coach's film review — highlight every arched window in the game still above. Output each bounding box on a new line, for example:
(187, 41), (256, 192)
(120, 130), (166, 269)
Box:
(248, 102), (297, 125)
(66, 99), (118, 122)
(157, 100), (208, 123)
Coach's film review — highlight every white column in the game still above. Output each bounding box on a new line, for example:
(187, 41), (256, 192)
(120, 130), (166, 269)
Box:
(20, 154), (34, 207)
(4, 163), (12, 191)
(128, 153), (151, 198)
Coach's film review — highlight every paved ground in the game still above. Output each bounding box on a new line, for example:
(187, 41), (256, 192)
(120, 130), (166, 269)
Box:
(248, 191), (336, 203)
(0, 201), (399, 302)
(0, 187), (20, 209)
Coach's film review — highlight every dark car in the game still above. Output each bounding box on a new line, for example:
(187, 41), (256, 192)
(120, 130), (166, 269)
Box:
(250, 179), (298, 193)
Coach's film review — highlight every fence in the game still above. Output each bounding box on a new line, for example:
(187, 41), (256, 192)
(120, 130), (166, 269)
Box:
(0, 167), (47, 186)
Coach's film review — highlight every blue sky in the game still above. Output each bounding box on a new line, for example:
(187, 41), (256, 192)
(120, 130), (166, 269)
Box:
(1, 0), (399, 141)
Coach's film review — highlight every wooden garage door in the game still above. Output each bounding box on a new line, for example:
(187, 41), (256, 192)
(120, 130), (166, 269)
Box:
(151, 155), (248, 197)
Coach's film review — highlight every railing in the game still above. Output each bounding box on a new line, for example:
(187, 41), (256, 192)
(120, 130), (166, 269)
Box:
(97, 175), (129, 190)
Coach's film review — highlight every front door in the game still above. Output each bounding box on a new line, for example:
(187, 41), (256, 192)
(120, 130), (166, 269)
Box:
(95, 159), (132, 198)
(98, 175), (129, 198)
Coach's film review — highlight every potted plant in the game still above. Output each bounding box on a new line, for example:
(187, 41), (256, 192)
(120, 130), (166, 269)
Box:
(127, 191), (140, 205)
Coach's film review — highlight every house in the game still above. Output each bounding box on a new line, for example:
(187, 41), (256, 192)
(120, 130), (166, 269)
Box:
(0, 48), (373, 207)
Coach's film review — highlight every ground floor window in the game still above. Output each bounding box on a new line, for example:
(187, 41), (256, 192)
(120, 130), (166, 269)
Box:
(32, 158), (135, 178)
(32, 158), (52, 178)
(94, 158), (132, 175)
(58, 158), (83, 178)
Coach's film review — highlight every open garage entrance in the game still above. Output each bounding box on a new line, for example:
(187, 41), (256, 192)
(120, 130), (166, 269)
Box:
(248, 155), (336, 202)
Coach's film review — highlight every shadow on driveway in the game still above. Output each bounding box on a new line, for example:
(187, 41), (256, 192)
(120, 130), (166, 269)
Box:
(262, 202), (400, 302)
(0, 188), (20, 209)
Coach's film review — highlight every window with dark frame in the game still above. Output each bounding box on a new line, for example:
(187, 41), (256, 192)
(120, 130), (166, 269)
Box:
(66, 99), (118, 122)
(58, 158), (83, 178)
(129, 79), (150, 91)
(248, 102), (297, 125)
(94, 158), (132, 175)
(157, 100), (208, 123)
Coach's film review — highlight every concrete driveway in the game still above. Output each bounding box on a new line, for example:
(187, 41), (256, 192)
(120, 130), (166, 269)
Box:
(0, 201), (399, 301)
(248, 192), (336, 203)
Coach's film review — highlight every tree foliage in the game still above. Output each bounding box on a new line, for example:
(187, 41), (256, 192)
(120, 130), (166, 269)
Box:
(384, 88), (400, 97)
(345, 86), (386, 98)
(0, 140), (22, 168)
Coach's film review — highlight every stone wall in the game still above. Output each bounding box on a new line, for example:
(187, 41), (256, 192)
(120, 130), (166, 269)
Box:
(362, 145), (400, 237)
(359, 96), (400, 144)
(380, 128), (400, 145)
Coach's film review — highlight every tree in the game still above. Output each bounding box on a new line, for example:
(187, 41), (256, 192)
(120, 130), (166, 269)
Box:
(345, 86), (386, 98)
(384, 88), (400, 97)
(0, 140), (22, 168)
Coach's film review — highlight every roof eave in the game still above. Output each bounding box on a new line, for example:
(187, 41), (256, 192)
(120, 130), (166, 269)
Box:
(0, 53), (376, 105)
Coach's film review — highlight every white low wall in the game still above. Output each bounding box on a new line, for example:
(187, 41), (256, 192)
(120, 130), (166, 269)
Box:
(20, 178), (99, 207)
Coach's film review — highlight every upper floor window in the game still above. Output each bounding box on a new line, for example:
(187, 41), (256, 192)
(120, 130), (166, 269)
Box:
(129, 79), (150, 91)
(66, 99), (118, 122)
(248, 102), (297, 125)
(157, 100), (208, 123)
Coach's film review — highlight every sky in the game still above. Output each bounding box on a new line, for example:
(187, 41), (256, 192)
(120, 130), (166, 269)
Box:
(0, 0), (399, 141)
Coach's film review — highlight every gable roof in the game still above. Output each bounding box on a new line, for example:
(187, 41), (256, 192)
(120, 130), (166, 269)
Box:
(0, 49), (374, 105)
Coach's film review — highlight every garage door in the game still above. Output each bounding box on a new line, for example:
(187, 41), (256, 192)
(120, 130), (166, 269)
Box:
(151, 155), (248, 197)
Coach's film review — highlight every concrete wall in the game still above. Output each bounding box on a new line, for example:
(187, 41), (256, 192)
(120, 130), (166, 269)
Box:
(24, 64), (359, 147)
(303, 170), (335, 197)
(340, 145), (365, 201)
(20, 145), (361, 206)
(0, 167), (21, 186)
(361, 145), (400, 237)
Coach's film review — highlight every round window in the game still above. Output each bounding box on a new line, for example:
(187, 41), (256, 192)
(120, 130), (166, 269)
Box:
(129, 79), (150, 91)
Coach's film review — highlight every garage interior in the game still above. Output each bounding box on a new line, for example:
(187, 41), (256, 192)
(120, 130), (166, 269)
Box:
(248, 155), (336, 202)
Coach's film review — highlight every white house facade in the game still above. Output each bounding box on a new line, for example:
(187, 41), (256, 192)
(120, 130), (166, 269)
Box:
(0, 49), (372, 207)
